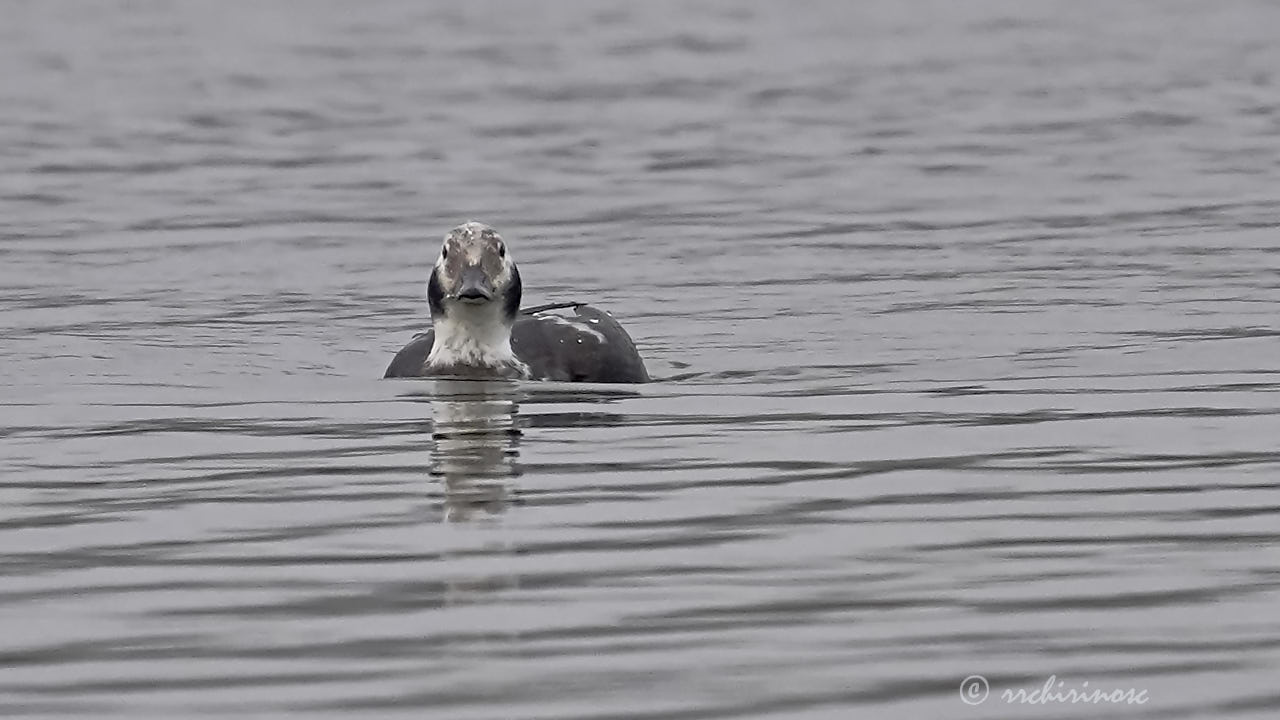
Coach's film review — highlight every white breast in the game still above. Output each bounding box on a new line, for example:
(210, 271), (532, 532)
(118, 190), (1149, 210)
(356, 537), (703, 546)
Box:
(426, 307), (530, 378)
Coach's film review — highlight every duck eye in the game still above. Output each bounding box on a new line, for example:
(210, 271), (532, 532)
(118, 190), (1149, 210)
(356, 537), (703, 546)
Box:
(498, 244), (506, 258)
(441, 246), (449, 260)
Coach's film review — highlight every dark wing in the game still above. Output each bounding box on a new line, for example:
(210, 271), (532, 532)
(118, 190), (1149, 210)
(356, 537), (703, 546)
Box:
(383, 303), (649, 383)
(384, 332), (434, 378)
(513, 304), (649, 383)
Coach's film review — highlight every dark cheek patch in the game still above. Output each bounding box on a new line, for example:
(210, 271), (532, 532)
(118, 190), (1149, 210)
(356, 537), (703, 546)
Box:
(427, 268), (447, 317)
(503, 265), (522, 323)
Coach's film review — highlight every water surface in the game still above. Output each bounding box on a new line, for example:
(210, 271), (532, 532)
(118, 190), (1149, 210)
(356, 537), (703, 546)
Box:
(3, 1), (1280, 718)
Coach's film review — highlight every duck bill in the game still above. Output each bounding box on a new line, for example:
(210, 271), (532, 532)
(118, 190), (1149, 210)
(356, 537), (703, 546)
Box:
(456, 266), (495, 302)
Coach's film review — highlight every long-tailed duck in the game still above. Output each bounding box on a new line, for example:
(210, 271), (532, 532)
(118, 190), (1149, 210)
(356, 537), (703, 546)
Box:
(384, 222), (649, 383)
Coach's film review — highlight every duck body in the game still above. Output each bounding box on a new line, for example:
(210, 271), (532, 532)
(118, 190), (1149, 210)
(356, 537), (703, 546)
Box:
(384, 222), (649, 384)
(385, 302), (648, 382)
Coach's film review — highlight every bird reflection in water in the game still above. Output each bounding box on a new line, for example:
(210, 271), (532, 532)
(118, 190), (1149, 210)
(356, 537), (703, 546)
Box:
(428, 380), (521, 522)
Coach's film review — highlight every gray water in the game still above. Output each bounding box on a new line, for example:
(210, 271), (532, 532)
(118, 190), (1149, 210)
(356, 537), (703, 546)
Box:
(3, 1), (1280, 718)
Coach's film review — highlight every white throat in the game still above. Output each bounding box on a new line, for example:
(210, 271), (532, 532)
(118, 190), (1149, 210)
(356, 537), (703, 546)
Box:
(425, 304), (528, 379)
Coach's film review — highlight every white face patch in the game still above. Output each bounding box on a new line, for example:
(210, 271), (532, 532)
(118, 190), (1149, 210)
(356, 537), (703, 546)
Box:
(434, 221), (515, 297)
